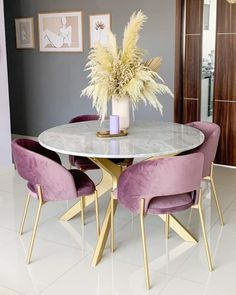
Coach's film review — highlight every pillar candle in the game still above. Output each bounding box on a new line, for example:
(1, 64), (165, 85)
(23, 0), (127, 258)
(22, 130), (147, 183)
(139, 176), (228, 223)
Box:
(109, 115), (120, 135)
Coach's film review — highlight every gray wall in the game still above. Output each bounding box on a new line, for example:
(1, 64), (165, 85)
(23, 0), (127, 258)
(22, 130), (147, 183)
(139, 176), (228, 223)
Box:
(4, 0), (176, 136)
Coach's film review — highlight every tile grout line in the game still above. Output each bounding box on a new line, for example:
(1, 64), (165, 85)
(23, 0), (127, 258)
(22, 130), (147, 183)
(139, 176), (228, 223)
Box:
(158, 275), (205, 295)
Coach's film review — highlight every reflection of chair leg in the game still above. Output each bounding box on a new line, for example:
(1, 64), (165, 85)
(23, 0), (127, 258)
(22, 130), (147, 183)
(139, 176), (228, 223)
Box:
(94, 190), (100, 238)
(111, 193), (115, 252)
(27, 186), (43, 264)
(210, 176), (224, 226)
(197, 190), (213, 272)
(19, 192), (31, 235)
(140, 198), (151, 290)
(165, 214), (169, 240)
(205, 163), (224, 226)
(81, 197), (85, 226)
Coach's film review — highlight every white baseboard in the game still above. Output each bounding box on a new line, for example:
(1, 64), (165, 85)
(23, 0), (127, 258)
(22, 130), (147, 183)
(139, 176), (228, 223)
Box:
(214, 163), (236, 170)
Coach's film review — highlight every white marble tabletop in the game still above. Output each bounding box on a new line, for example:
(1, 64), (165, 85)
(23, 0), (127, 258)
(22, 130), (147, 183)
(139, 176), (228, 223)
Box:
(38, 121), (204, 159)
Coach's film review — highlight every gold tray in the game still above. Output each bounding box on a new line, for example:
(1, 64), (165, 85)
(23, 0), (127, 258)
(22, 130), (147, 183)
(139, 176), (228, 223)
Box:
(96, 130), (128, 138)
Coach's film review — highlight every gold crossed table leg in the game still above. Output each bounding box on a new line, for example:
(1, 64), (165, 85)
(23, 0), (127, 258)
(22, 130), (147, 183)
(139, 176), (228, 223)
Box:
(91, 158), (197, 267)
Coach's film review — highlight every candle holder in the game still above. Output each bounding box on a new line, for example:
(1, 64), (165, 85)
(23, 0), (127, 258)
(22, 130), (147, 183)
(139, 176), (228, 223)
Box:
(96, 130), (128, 138)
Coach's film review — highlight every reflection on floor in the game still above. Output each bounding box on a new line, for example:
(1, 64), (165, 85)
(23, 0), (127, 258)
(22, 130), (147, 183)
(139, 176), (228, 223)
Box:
(0, 161), (235, 295)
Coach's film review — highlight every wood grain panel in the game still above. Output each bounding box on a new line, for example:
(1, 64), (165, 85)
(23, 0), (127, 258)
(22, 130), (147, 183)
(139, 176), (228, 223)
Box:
(214, 0), (236, 165)
(214, 35), (236, 101)
(186, 0), (204, 34)
(217, 0), (236, 33)
(214, 101), (236, 166)
(174, 0), (185, 123)
(184, 35), (202, 99)
(183, 0), (203, 123)
(183, 99), (199, 123)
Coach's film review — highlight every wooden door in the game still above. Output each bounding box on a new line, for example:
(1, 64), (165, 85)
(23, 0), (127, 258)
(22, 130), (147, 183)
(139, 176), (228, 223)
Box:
(214, 0), (236, 165)
(183, 0), (204, 123)
(175, 0), (236, 166)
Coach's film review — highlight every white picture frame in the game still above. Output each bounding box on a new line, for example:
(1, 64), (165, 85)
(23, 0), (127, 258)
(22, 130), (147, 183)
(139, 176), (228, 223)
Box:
(15, 17), (35, 49)
(38, 11), (83, 52)
(89, 13), (111, 48)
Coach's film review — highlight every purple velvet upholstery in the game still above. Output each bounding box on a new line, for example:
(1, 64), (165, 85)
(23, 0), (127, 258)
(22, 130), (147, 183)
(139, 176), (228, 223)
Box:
(72, 157), (100, 171)
(148, 193), (193, 214)
(12, 138), (95, 201)
(117, 153), (204, 214)
(13, 138), (62, 165)
(69, 114), (99, 124)
(184, 122), (220, 177)
(69, 169), (95, 196)
(68, 115), (100, 170)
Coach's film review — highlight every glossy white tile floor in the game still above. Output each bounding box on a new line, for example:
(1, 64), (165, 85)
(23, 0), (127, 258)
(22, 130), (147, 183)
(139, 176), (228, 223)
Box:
(0, 159), (235, 295)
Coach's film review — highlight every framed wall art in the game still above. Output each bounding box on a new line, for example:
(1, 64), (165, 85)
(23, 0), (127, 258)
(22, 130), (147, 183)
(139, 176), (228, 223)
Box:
(15, 17), (35, 49)
(38, 11), (83, 52)
(89, 13), (111, 48)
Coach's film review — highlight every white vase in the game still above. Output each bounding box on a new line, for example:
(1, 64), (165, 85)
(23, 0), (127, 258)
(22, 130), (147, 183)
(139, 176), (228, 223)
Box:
(112, 96), (130, 130)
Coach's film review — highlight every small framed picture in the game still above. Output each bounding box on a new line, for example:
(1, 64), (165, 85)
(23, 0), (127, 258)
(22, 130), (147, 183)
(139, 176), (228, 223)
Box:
(38, 11), (83, 52)
(15, 17), (35, 49)
(89, 13), (111, 48)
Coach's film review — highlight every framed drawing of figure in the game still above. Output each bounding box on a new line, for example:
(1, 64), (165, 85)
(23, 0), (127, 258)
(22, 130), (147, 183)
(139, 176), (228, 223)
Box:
(15, 17), (35, 49)
(89, 14), (111, 48)
(38, 11), (83, 52)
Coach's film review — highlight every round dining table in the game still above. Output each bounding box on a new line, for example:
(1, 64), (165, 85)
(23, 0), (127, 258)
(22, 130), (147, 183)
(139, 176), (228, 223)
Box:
(39, 120), (204, 266)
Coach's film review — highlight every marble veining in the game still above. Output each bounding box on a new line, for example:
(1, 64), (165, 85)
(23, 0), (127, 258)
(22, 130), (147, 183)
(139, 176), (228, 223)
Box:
(38, 121), (204, 158)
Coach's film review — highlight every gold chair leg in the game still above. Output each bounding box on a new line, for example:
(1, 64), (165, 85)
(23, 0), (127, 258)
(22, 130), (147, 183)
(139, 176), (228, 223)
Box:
(140, 198), (151, 290)
(19, 192), (31, 235)
(94, 190), (100, 238)
(198, 190), (213, 272)
(165, 214), (170, 240)
(27, 186), (43, 264)
(210, 176), (224, 226)
(81, 197), (85, 226)
(111, 193), (115, 252)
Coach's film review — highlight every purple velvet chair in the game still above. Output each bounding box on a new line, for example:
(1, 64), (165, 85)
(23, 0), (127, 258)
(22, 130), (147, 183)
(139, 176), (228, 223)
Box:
(184, 121), (224, 226)
(68, 114), (133, 170)
(12, 138), (100, 264)
(111, 153), (213, 289)
(69, 115), (100, 170)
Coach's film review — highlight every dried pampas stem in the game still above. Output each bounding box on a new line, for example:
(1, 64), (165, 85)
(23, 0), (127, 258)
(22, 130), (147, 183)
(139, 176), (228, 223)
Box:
(143, 57), (162, 72)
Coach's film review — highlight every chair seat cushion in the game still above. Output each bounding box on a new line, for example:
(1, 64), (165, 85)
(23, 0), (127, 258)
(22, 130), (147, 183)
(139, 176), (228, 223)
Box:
(27, 169), (95, 199)
(73, 156), (132, 171)
(27, 183), (39, 198)
(74, 156), (99, 170)
(147, 193), (194, 215)
(69, 169), (95, 197)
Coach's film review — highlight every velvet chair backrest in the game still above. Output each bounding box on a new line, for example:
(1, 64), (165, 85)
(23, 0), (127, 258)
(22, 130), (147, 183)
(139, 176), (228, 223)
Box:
(117, 153), (204, 213)
(68, 114), (99, 166)
(69, 114), (99, 124)
(186, 122), (220, 177)
(12, 139), (78, 201)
